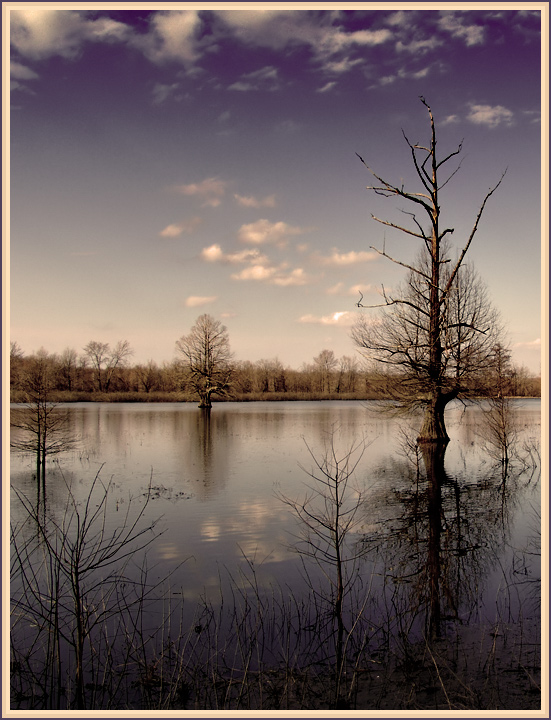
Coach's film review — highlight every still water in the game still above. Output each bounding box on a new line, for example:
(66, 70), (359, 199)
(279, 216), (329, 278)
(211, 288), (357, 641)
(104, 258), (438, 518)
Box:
(10, 400), (542, 708)
(11, 400), (541, 603)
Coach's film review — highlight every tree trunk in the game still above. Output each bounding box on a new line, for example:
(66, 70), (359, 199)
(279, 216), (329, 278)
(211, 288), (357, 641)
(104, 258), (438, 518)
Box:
(198, 389), (212, 408)
(417, 392), (449, 444)
(420, 442), (447, 639)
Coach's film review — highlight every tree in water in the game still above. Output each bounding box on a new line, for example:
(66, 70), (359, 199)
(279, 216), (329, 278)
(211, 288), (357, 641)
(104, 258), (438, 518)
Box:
(352, 97), (505, 444)
(176, 314), (233, 408)
(10, 350), (76, 496)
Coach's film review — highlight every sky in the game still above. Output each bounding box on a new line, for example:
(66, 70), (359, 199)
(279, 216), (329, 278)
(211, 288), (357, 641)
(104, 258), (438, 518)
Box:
(6, 4), (546, 374)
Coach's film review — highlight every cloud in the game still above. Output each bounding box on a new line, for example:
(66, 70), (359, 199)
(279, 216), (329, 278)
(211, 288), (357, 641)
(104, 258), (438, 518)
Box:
(467, 103), (514, 128)
(298, 311), (356, 326)
(152, 82), (181, 105)
(327, 282), (372, 296)
(174, 177), (227, 207)
(200, 244), (267, 265)
(238, 219), (311, 246)
(272, 268), (310, 286)
(159, 217), (202, 237)
(10, 9), (130, 60)
(438, 13), (485, 46)
(395, 37), (443, 54)
(228, 65), (279, 92)
(201, 239), (315, 285)
(185, 295), (217, 308)
(231, 265), (277, 281)
(316, 81), (337, 94)
(231, 264), (312, 286)
(214, 10), (392, 71)
(10, 61), (39, 80)
(512, 338), (541, 348)
(132, 10), (203, 65)
(314, 249), (377, 266)
(234, 193), (276, 208)
(322, 57), (363, 75)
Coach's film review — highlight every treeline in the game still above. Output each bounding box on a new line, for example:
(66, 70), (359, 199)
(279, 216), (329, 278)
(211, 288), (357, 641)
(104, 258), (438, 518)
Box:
(9, 341), (541, 403)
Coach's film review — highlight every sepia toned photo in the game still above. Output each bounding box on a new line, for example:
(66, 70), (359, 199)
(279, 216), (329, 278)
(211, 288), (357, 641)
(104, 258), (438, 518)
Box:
(4, 3), (547, 715)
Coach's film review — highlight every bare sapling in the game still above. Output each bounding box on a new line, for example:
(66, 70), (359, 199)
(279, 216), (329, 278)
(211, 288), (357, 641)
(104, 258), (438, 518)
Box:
(10, 467), (171, 710)
(278, 432), (371, 709)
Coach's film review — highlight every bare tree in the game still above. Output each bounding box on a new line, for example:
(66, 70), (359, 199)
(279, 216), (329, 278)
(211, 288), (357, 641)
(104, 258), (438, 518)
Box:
(176, 314), (233, 408)
(82, 340), (133, 392)
(353, 97), (505, 443)
(10, 341), (24, 391)
(479, 343), (518, 474)
(10, 351), (76, 491)
(278, 435), (369, 709)
(313, 349), (338, 393)
(134, 359), (160, 394)
(59, 347), (78, 391)
(335, 355), (359, 394)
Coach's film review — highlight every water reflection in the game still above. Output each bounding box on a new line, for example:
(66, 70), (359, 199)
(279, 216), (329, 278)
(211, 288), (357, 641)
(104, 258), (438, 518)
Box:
(361, 430), (540, 654)
(10, 400), (541, 710)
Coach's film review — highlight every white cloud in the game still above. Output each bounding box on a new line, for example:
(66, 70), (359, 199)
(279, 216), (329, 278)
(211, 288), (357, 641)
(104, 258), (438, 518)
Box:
(214, 10), (391, 71)
(348, 283), (372, 297)
(467, 103), (514, 128)
(10, 61), (39, 80)
(327, 282), (345, 295)
(441, 114), (460, 125)
(272, 268), (310, 286)
(513, 338), (541, 348)
(185, 295), (217, 308)
(159, 217), (202, 237)
(174, 177), (228, 207)
(160, 224), (183, 238)
(228, 65), (279, 92)
(322, 57), (363, 75)
(317, 81), (337, 94)
(438, 13), (485, 46)
(314, 249), (377, 266)
(200, 244), (268, 265)
(231, 265), (277, 281)
(234, 193), (276, 208)
(10, 9), (130, 60)
(229, 258), (313, 286)
(238, 219), (311, 246)
(299, 311), (356, 326)
(133, 10), (203, 65)
(152, 82), (180, 105)
(328, 282), (372, 297)
(395, 37), (443, 54)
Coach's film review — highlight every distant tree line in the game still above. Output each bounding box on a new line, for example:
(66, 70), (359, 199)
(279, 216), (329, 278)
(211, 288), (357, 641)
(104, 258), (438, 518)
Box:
(9, 337), (540, 403)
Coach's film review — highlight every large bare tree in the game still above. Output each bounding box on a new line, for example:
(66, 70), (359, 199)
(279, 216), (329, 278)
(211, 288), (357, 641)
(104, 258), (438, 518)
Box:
(352, 97), (505, 443)
(176, 314), (233, 408)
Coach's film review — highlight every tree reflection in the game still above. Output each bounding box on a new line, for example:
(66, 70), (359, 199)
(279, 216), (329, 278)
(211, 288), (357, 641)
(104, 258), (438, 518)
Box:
(362, 437), (537, 647)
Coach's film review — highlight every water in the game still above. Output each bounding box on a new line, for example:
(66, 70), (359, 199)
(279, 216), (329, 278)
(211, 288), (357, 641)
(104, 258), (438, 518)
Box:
(9, 400), (542, 709)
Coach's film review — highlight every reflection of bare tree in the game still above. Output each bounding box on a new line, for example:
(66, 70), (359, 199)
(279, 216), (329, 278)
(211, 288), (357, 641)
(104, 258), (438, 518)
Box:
(363, 440), (530, 646)
(176, 409), (232, 500)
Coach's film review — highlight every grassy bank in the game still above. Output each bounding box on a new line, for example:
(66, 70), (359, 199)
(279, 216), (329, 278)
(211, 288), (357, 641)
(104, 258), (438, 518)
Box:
(9, 390), (389, 403)
(9, 390), (541, 404)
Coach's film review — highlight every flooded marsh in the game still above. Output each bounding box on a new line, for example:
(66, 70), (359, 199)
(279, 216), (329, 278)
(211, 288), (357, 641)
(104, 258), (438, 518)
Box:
(10, 400), (542, 711)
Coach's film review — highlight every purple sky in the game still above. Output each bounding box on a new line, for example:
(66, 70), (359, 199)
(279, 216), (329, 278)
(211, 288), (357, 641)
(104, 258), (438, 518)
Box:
(7, 6), (545, 373)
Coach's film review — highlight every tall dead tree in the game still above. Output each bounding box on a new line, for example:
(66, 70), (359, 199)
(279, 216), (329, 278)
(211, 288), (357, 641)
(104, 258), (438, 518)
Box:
(353, 97), (505, 444)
